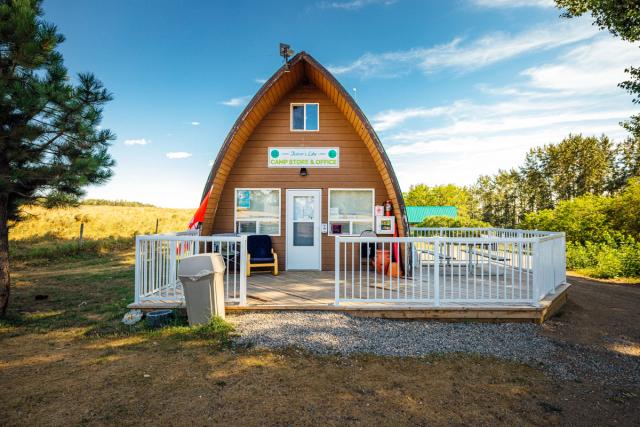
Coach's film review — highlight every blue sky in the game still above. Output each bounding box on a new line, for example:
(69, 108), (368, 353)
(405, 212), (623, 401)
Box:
(44, 0), (640, 208)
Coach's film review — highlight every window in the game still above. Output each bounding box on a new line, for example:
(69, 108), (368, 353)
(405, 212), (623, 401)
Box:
(234, 189), (281, 236)
(328, 189), (374, 236)
(291, 103), (319, 131)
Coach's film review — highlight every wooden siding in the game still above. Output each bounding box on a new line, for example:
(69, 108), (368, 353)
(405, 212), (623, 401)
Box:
(201, 53), (407, 241)
(211, 84), (390, 270)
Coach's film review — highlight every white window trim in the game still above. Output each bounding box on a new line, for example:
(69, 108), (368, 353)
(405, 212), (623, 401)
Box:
(290, 103), (320, 132)
(234, 188), (281, 236)
(327, 188), (375, 236)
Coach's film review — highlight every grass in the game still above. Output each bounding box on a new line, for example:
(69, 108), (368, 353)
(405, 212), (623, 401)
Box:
(3, 251), (234, 348)
(1, 246), (639, 425)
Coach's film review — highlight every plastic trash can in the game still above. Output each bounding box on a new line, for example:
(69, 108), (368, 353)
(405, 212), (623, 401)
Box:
(178, 253), (226, 325)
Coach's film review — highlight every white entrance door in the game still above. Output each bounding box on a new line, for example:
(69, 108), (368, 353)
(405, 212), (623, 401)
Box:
(286, 189), (321, 270)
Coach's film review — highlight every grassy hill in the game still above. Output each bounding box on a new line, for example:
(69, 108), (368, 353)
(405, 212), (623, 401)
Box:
(9, 203), (195, 260)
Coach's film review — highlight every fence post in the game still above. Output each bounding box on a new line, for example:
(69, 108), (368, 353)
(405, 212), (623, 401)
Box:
(434, 239), (440, 307)
(335, 237), (340, 306)
(78, 223), (84, 248)
(239, 235), (247, 306)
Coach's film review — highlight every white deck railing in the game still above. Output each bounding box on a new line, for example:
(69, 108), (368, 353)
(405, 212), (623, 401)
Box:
(134, 234), (247, 306)
(335, 228), (565, 307)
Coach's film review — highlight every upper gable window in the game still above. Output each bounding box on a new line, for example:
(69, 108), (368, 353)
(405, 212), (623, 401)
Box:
(291, 103), (319, 131)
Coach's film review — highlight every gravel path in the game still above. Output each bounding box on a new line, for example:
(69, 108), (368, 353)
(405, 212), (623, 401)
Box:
(230, 311), (640, 386)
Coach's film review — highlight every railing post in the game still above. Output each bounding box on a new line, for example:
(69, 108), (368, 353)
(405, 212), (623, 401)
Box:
(532, 239), (541, 306)
(239, 235), (247, 306)
(549, 237), (557, 295)
(169, 238), (177, 286)
(134, 236), (141, 304)
(434, 239), (440, 307)
(559, 233), (566, 286)
(335, 237), (340, 306)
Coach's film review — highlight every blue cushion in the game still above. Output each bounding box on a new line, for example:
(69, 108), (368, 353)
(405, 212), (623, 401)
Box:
(251, 257), (275, 264)
(247, 235), (272, 259)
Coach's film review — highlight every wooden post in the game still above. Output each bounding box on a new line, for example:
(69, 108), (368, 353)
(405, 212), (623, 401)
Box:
(78, 223), (84, 248)
(155, 218), (159, 234)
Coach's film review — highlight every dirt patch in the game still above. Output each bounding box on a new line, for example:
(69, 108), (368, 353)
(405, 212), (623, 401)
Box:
(0, 331), (573, 426)
(544, 275), (640, 352)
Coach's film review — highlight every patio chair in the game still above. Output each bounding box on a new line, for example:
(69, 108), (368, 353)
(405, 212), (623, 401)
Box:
(246, 235), (279, 277)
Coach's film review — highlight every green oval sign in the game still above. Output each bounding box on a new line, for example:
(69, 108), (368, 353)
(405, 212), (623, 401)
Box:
(270, 149), (279, 159)
(328, 149), (337, 159)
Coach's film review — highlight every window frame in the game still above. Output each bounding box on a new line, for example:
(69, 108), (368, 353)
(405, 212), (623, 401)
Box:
(234, 188), (282, 236)
(290, 102), (320, 132)
(327, 188), (375, 236)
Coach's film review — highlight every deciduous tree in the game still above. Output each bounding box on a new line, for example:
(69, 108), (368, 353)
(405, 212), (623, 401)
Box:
(556, 0), (640, 137)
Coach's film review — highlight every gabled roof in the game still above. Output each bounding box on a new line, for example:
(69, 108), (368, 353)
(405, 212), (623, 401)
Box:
(406, 206), (458, 223)
(200, 51), (408, 236)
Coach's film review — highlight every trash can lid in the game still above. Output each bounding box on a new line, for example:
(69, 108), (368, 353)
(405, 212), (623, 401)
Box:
(179, 269), (214, 281)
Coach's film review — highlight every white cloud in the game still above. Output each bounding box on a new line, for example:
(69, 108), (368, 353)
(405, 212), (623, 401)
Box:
(374, 35), (637, 189)
(329, 20), (597, 78)
(373, 105), (459, 132)
(124, 138), (151, 146)
(254, 78), (267, 84)
(166, 152), (192, 159)
(389, 121), (629, 188)
(190, 121), (200, 126)
(220, 95), (251, 107)
(469, 0), (554, 8)
(318, 0), (397, 11)
(521, 37), (640, 92)
(388, 108), (634, 141)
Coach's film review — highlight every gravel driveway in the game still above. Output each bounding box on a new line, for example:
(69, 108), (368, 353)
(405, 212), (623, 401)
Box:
(230, 310), (640, 386)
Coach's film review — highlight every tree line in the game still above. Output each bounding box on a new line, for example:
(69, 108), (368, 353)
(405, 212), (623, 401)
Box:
(404, 133), (640, 230)
(472, 134), (640, 228)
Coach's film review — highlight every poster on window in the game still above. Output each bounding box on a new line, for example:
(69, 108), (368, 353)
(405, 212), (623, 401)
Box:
(237, 190), (251, 209)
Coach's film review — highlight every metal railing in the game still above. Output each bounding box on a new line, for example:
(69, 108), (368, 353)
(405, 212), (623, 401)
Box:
(335, 228), (565, 307)
(134, 234), (247, 306)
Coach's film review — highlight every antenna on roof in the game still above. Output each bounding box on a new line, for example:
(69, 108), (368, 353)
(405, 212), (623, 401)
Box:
(279, 43), (295, 72)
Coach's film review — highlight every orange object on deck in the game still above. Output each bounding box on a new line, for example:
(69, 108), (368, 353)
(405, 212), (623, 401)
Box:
(373, 249), (391, 273)
(388, 262), (402, 278)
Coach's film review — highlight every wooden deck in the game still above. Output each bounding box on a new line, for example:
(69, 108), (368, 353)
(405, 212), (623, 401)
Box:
(246, 271), (334, 305)
(129, 270), (569, 322)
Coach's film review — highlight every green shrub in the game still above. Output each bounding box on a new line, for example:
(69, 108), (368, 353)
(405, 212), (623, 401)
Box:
(520, 194), (614, 243)
(417, 216), (491, 228)
(566, 238), (640, 278)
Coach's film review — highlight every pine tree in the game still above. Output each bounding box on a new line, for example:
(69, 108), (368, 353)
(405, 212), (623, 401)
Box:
(0, 0), (115, 315)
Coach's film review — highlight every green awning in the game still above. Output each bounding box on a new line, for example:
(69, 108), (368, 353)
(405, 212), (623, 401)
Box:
(406, 206), (458, 223)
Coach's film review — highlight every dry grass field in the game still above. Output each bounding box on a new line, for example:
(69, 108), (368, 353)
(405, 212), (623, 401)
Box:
(8, 203), (194, 260)
(10, 203), (194, 240)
